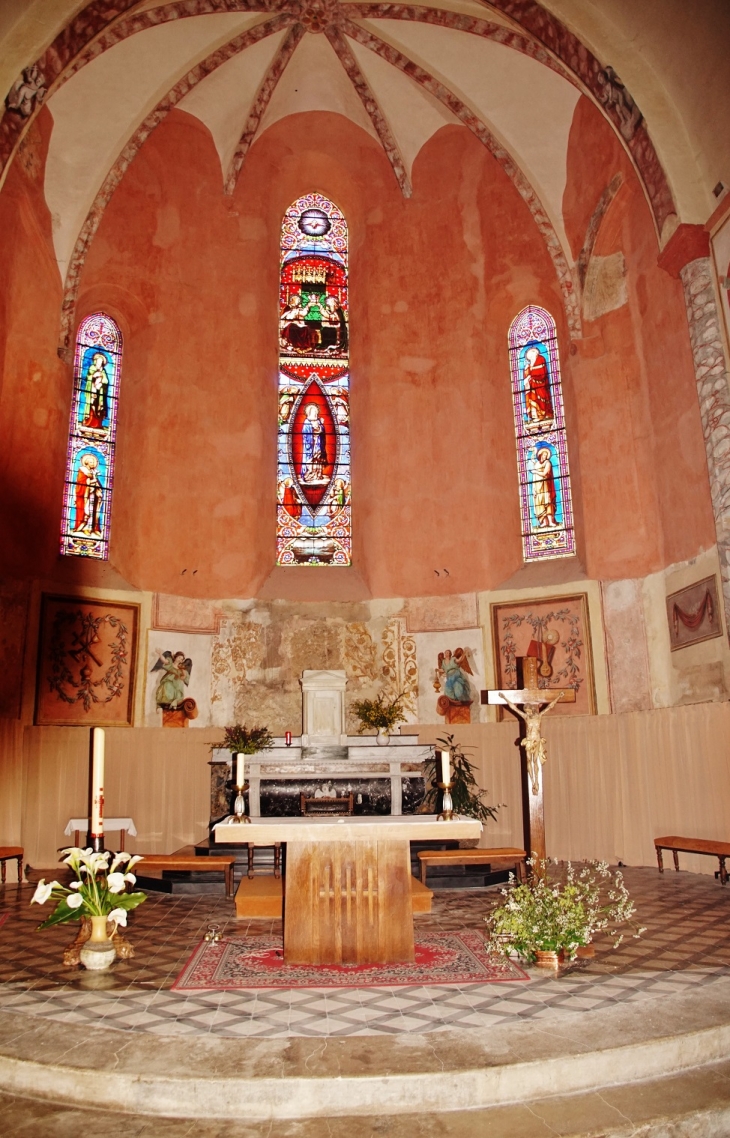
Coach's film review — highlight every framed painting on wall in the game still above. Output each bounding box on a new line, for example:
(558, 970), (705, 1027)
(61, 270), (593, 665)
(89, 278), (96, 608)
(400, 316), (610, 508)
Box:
(490, 593), (596, 718)
(35, 594), (139, 726)
(666, 575), (723, 651)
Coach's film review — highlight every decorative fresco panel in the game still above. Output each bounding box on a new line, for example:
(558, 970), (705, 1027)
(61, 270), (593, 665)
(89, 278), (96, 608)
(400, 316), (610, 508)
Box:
(666, 575), (723, 651)
(35, 595), (138, 726)
(413, 629), (485, 725)
(60, 313), (122, 560)
(490, 594), (595, 717)
(508, 306), (575, 561)
(145, 632), (212, 727)
(276, 194), (351, 566)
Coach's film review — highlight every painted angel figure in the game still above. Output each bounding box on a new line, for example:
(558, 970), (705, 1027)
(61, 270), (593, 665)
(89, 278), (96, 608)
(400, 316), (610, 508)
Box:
(437, 648), (474, 702)
(152, 651), (192, 709)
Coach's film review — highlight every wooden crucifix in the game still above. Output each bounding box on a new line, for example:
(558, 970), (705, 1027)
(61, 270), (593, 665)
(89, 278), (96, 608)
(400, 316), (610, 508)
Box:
(481, 656), (575, 865)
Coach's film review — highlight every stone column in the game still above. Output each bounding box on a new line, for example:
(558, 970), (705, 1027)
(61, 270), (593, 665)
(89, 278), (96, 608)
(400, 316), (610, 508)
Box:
(660, 224), (730, 638)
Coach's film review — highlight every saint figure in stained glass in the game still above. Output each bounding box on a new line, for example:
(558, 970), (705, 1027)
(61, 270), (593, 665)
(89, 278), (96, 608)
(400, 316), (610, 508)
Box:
(60, 312), (122, 560)
(508, 306), (574, 561)
(276, 194), (351, 566)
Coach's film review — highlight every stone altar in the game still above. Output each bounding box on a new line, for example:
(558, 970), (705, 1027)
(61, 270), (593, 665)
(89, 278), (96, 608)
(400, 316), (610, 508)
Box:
(209, 735), (432, 825)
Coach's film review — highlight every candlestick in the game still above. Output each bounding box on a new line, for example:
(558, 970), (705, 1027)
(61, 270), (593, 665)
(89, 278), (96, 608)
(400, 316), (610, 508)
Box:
(285, 731), (292, 747)
(89, 727), (105, 852)
(437, 781), (455, 822)
(440, 749), (450, 785)
(236, 753), (244, 788)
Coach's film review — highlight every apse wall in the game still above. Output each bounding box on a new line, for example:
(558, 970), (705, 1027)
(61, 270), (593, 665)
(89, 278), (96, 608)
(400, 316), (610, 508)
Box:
(0, 103), (715, 601)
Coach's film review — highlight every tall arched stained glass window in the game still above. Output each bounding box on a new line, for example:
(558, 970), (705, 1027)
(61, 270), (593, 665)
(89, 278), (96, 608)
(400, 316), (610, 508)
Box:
(276, 194), (351, 566)
(60, 312), (122, 560)
(508, 306), (575, 561)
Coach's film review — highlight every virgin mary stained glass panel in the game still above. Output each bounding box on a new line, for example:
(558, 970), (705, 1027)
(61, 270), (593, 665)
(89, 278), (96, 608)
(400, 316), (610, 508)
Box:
(508, 306), (575, 561)
(59, 312), (122, 560)
(276, 194), (351, 566)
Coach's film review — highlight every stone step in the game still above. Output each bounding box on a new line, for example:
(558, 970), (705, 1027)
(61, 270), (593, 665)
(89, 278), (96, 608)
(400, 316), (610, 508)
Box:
(2, 983), (730, 1124)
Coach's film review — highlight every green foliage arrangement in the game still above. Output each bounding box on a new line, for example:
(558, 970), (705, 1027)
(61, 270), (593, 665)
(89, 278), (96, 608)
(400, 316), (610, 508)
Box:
(31, 848), (146, 930)
(485, 859), (645, 962)
(351, 692), (407, 733)
(422, 733), (501, 824)
(216, 724), (275, 755)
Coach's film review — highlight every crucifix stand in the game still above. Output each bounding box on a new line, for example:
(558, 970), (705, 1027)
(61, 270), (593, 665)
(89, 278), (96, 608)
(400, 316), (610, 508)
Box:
(481, 656), (575, 867)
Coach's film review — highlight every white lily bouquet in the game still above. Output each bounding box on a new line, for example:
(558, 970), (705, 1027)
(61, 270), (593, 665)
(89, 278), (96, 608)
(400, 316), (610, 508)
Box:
(31, 847), (146, 932)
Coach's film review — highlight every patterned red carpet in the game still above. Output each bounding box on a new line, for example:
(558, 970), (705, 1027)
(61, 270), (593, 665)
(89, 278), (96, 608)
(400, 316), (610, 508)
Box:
(173, 931), (528, 990)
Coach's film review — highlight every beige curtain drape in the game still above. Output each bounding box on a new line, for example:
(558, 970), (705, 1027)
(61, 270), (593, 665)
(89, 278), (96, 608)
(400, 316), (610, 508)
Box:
(0, 703), (728, 873)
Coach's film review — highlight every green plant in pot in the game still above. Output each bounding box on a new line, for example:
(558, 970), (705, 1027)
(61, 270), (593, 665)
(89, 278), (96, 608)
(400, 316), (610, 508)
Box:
(422, 734), (501, 823)
(216, 724), (275, 755)
(485, 858), (645, 967)
(351, 692), (407, 746)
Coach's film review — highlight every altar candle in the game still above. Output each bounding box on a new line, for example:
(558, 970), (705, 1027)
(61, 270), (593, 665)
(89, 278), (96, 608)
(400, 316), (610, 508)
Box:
(285, 731), (292, 747)
(236, 753), (244, 788)
(91, 727), (105, 836)
(440, 749), (450, 785)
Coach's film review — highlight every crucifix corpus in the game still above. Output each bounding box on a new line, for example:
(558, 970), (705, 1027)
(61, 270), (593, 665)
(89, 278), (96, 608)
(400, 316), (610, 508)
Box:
(481, 656), (575, 866)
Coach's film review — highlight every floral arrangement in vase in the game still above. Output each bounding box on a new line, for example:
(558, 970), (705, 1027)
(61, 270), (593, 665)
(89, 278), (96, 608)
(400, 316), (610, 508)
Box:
(214, 724), (274, 754)
(485, 859), (645, 966)
(351, 692), (407, 744)
(31, 848), (146, 970)
(422, 734), (501, 824)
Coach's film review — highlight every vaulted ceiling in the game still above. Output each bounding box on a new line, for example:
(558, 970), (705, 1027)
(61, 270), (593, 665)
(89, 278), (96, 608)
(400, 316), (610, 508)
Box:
(2, 0), (728, 351)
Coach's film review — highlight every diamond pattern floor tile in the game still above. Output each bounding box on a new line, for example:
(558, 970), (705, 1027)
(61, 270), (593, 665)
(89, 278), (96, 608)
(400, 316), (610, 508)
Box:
(3, 867), (730, 1037)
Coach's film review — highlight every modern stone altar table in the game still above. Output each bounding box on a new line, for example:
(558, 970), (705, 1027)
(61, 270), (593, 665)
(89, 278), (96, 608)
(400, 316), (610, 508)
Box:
(213, 814), (481, 965)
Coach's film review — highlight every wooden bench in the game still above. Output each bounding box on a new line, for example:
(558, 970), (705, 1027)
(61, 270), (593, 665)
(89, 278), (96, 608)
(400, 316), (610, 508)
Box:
(418, 847), (527, 887)
(137, 855), (236, 898)
(655, 836), (730, 885)
(0, 847), (23, 883)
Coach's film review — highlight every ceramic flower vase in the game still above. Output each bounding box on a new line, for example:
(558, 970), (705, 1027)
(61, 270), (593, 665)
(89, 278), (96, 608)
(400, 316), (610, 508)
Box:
(375, 728), (390, 747)
(79, 915), (116, 971)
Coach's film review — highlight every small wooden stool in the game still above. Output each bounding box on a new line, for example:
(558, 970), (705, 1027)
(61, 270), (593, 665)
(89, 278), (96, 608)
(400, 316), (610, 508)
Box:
(0, 847), (24, 883)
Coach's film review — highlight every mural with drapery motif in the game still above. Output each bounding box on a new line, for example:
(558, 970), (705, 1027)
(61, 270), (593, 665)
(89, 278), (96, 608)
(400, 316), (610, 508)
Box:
(276, 195), (351, 566)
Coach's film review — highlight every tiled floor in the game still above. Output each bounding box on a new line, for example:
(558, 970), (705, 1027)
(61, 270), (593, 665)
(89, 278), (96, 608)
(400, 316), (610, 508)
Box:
(1, 866), (729, 1038)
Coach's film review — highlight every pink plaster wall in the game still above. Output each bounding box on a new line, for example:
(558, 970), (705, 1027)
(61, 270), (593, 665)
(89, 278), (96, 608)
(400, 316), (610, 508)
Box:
(563, 97), (715, 578)
(0, 103), (716, 600)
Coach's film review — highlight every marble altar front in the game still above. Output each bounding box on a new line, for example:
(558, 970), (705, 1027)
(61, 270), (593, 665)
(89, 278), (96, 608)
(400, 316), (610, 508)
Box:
(209, 735), (432, 825)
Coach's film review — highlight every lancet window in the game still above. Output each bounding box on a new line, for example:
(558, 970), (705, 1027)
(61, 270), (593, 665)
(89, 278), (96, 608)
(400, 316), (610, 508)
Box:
(60, 312), (122, 560)
(276, 194), (351, 566)
(508, 305), (575, 561)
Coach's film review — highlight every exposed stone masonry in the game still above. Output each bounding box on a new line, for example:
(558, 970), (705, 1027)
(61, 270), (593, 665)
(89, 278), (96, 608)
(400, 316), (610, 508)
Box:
(680, 256), (730, 637)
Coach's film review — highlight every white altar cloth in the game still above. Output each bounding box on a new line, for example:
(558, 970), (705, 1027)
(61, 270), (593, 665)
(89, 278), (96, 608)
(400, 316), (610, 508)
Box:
(64, 817), (137, 837)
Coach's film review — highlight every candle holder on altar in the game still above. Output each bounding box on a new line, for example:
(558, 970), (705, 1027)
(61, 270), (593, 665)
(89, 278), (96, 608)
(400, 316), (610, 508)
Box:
(437, 781), (456, 822)
(229, 782), (251, 824)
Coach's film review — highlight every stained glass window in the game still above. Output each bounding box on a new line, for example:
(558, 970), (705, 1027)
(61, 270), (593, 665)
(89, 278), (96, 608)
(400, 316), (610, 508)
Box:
(60, 312), (122, 560)
(508, 306), (575, 561)
(276, 194), (351, 566)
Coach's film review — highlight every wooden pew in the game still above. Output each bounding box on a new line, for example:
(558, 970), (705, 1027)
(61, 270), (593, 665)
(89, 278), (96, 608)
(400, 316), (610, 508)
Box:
(654, 836), (730, 885)
(417, 847), (527, 887)
(137, 854), (236, 898)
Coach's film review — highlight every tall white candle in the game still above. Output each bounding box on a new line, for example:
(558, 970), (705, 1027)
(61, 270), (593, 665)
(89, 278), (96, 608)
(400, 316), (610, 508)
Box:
(91, 727), (105, 836)
(440, 749), (450, 785)
(236, 753), (244, 788)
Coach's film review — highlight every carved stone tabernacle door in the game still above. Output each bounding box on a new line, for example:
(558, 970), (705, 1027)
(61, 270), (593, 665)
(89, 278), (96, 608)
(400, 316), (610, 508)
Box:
(283, 840), (414, 965)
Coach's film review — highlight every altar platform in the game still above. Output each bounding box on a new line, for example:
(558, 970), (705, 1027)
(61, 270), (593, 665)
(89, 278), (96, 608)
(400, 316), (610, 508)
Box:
(2, 867), (730, 1134)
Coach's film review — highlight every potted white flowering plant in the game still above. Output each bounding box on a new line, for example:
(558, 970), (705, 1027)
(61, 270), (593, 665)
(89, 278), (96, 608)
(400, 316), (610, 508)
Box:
(31, 847), (146, 970)
(485, 859), (644, 968)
